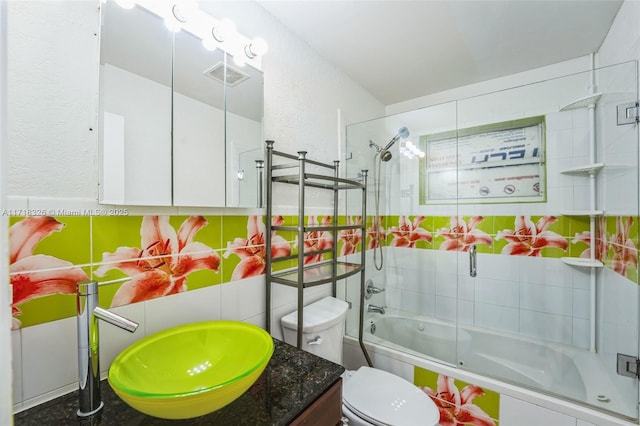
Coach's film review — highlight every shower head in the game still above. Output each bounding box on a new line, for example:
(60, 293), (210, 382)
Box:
(379, 127), (410, 162)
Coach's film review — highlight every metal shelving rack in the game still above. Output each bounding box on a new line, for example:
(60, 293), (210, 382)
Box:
(265, 140), (367, 350)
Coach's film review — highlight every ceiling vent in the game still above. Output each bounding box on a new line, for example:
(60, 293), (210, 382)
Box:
(203, 62), (250, 87)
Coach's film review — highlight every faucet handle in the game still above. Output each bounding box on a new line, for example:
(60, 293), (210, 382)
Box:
(365, 279), (385, 300)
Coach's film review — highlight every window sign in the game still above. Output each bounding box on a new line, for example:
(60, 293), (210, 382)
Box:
(420, 116), (546, 204)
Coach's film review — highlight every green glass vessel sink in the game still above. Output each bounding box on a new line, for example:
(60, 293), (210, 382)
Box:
(108, 320), (274, 419)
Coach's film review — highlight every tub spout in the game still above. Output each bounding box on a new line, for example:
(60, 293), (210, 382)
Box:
(77, 281), (138, 417)
(367, 304), (385, 315)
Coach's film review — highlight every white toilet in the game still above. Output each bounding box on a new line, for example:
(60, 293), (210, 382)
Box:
(281, 297), (440, 426)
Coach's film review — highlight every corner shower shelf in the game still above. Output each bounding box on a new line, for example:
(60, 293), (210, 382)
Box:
(560, 163), (605, 175)
(561, 257), (604, 268)
(264, 140), (367, 350)
(560, 93), (603, 111)
(561, 210), (604, 216)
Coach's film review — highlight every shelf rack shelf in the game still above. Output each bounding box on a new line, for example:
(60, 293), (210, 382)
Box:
(265, 140), (368, 350)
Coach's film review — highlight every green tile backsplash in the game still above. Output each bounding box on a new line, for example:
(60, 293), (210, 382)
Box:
(7, 213), (638, 328)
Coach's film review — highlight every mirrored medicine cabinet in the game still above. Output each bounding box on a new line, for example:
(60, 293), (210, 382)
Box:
(98, 1), (264, 207)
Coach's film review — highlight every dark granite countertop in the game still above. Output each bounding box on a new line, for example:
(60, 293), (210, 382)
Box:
(14, 339), (344, 426)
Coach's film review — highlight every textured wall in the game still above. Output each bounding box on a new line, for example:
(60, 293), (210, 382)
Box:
(7, 1), (100, 200)
(6, 0), (385, 208)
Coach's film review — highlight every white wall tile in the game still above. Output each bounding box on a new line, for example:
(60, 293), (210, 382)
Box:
(435, 295), (457, 322)
(457, 275), (475, 301)
(519, 257), (573, 287)
(519, 310), (572, 344)
(221, 276), (265, 321)
(144, 285), (221, 335)
(572, 288), (591, 319)
(572, 318), (590, 349)
(99, 302), (146, 373)
(547, 128), (574, 160)
(475, 303), (519, 334)
(401, 290), (435, 317)
(243, 313), (265, 329)
(500, 395), (577, 426)
(20, 317), (77, 400)
(519, 283), (573, 316)
(385, 287), (402, 311)
(11, 330), (22, 407)
(458, 299), (474, 326)
(435, 276), (457, 298)
(475, 278), (519, 308)
(478, 253), (520, 281)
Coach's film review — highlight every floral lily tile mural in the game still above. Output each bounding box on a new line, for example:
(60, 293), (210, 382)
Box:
(389, 215), (433, 248)
(496, 216), (568, 257)
(303, 215), (334, 264)
(224, 215), (292, 281)
(436, 216), (492, 252)
(9, 216), (90, 329)
(7, 213), (639, 329)
(94, 216), (221, 307)
(338, 215), (362, 256)
(415, 366), (499, 426)
(366, 215), (386, 250)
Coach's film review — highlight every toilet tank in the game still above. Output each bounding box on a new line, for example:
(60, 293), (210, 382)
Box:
(281, 296), (349, 364)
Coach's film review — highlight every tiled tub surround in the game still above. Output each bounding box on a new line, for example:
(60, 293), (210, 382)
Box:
(366, 214), (638, 349)
(343, 214), (639, 424)
(14, 339), (345, 426)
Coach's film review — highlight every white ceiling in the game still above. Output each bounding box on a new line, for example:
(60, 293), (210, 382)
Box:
(258, 0), (623, 105)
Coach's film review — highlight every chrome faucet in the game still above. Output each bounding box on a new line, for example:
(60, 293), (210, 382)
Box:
(367, 304), (385, 315)
(365, 279), (385, 300)
(77, 280), (138, 417)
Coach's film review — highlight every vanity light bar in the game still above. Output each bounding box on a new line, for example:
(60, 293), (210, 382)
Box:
(113, 0), (267, 70)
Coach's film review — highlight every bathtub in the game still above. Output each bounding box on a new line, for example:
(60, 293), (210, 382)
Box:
(350, 313), (636, 422)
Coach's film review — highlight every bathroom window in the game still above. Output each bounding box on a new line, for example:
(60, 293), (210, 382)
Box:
(419, 116), (546, 204)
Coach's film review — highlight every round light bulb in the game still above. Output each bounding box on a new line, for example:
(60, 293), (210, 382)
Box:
(202, 37), (218, 51)
(172, 0), (199, 23)
(213, 18), (236, 42)
(251, 37), (268, 56)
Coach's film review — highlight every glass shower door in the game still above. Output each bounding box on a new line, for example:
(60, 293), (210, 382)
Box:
(343, 102), (459, 366)
(453, 61), (639, 419)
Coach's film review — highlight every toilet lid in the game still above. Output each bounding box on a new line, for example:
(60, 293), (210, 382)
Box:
(343, 367), (440, 426)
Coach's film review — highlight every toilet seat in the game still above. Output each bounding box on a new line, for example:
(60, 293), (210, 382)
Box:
(343, 367), (439, 426)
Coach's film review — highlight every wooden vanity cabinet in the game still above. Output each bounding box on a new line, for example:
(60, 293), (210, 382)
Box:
(290, 378), (343, 426)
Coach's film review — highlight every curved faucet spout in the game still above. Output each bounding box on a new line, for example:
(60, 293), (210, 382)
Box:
(93, 306), (139, 333)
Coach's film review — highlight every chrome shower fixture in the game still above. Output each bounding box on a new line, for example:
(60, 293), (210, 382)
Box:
(369, 127), (410, 162)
